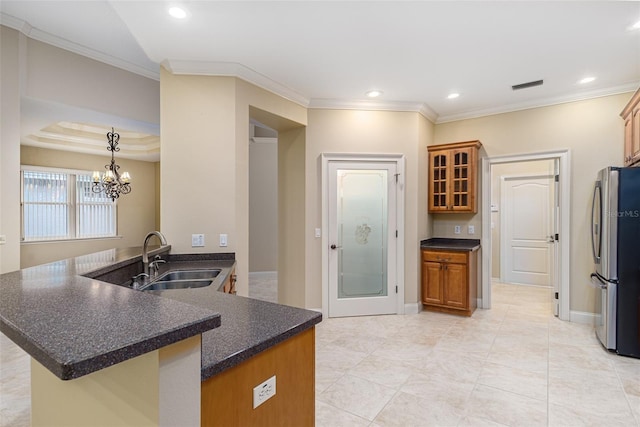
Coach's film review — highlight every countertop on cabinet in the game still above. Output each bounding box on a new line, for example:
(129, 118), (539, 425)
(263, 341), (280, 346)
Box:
(0, 246), (221, 380)
(147, 286), (322, 380)
(420, 238), (481, 251)
(0, 247), (322, 383)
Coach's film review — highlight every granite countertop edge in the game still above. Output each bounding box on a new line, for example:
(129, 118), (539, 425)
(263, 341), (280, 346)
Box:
(420, 238), (481, 251)
(0, 248), (225, 381)
(200, 314), (322, 381)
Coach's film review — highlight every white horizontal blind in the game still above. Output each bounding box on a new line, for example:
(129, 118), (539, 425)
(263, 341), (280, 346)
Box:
(76, 175), (116, 238)
(22, 170), (71, 240)
(21, 168), (117, 242)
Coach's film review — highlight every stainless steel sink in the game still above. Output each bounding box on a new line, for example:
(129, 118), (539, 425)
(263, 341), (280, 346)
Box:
(156, 269), (221, 281)
(143, 279), (214, 291)
(140, 269), (221, 291)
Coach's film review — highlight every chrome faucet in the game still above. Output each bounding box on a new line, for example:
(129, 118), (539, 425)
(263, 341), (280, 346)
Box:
(142, 231), (168, 276)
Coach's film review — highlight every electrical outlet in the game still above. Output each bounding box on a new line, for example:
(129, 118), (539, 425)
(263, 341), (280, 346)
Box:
(219, 234), (228, 247)
(253, 375), (276, 408)
(191, 234), (205, 247)
(468, 225), (475, 235)
(454, 225), (461, 234)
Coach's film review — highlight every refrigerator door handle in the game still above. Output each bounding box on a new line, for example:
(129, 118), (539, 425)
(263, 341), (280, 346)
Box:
(591, 182), (601, 264)
(590, 273), (607, 289)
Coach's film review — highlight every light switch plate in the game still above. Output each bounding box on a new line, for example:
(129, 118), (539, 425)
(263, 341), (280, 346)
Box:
(314, 228), (321, 238)
(191, 234), (205, 247)
(219, 234), (228, 247)
(0, 235), (5, 245)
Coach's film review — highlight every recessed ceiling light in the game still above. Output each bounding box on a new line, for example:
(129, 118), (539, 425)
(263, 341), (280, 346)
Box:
(579, 76), (596, 84)
(168, 6), (187, 19)
(366, 90), (383, 98)
(447, 93), (460, 99)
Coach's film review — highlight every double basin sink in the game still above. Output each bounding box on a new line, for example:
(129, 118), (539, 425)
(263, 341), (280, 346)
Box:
(140, 269), (221, 291)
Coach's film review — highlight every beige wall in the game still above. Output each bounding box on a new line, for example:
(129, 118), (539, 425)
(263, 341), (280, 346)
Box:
(434, 93), (630, 314)
(0, 26), (22, 273)
(0, 25), (160, 272)
(249, 140), (278, 272)
(20, 146), (158, 268)
(160, 70), (307, 300)
(490, 160), (555, 278)
(305, 109), (432, 308)
(25, 38), (159, 124)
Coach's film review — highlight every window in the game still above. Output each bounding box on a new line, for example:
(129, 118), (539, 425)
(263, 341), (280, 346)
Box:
(21, 167), (117, 242)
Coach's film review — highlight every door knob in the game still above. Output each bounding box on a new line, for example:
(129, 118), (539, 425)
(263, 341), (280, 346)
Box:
(330, 244), (341, 250)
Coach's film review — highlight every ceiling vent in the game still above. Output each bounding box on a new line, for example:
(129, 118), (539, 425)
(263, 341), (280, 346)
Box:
(512, 79), (544, 90)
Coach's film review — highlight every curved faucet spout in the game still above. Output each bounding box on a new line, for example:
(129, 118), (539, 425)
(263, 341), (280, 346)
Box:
(142, 231), (168, 275)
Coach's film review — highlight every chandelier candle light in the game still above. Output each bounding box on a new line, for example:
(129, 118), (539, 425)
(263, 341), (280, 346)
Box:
(92, 127), (131, 201)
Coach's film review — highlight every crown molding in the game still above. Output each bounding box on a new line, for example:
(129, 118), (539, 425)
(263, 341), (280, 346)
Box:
(308, 98), (439, 122)
(435, 82), (640, 123)
(1, 13), (160, 81)
(162, 60), (310, 108)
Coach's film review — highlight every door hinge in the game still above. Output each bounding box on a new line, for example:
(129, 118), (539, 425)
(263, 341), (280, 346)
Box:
(394, 173), (400, 183)
(554, 292), (559, 300)
(555, 175), (559, 182)
(396, 285), (398, 293)
(395, 230), (398, 238)
(555, 233), (559, 241)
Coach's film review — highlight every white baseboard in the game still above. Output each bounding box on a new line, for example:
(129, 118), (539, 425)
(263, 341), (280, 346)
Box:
(404, 302), (421, 315)
(570, 310), (596, 325)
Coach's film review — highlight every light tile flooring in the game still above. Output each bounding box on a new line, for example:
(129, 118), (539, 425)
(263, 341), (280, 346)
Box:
(2, 280), (639, 427)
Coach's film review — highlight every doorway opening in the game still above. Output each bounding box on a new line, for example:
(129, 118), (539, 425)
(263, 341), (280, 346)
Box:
(481, 150), (571, 320)
(248, 120), (278, 303)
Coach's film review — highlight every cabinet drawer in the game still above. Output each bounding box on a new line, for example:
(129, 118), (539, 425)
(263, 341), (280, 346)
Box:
(422, 250), (467, 264)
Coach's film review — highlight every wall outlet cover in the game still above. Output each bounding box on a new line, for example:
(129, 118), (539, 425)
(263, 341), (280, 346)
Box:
(253, 375), (276, 409)
(454, 225), (461, 234)
(468, 225), (475, 235)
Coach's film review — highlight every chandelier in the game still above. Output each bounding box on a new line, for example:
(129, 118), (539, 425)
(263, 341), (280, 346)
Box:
(92, 128), (131, 201)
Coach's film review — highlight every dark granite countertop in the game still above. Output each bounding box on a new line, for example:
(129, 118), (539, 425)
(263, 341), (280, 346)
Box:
(0, 247), (221, 380)
(146, 285), (322, 381)
(420, 238), (481, 251)
(0, 248), (322, 383)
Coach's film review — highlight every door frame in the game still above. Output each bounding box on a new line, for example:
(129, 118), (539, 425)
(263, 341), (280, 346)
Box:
(481, 150), (570, 320)
(499, 173), (555, 286)
(321, 153), (406, 319)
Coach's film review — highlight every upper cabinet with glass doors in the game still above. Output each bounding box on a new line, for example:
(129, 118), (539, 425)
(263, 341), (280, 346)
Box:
(428, 140), (482, 213)
(621, 87), (640, 167)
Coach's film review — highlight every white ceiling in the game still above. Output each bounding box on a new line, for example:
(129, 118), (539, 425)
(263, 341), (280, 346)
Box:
(2, 1), (640, 139)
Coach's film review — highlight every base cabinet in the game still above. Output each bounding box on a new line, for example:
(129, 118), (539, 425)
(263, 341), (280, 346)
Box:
(222, 268), (237, 294)
(421, 249), (477, 316)
(201, 327), (315, 426)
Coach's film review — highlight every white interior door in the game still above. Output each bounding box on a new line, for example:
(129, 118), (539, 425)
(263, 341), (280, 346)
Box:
(501, 175), (555, 286)
(328, 161), (397, 317)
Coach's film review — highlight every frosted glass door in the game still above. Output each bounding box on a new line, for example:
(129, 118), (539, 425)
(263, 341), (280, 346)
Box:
(328, 161), (397, 317)
(337, 169), (388, 298)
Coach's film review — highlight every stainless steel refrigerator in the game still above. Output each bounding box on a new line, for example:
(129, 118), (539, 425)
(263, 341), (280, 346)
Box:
(591, 166), (640, 358)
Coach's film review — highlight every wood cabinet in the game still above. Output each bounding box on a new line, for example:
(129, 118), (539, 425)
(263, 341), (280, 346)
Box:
(421, 249), (477, 316)
(621, 88), (640, 167)
(201, 327), (315, 426)
(428, 140), (481, 213)
(222, 268), (237, 294)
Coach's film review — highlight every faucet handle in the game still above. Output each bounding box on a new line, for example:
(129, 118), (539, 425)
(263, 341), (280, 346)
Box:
(131, 273), (149, 290)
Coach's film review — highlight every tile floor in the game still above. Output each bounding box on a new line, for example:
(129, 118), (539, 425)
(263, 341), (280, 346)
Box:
(1, 279), (639, 427)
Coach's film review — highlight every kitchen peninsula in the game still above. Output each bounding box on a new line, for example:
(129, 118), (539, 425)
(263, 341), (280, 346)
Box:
(0, 247), (321, 426)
